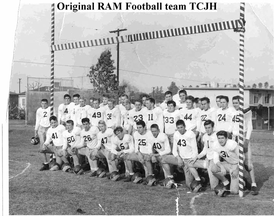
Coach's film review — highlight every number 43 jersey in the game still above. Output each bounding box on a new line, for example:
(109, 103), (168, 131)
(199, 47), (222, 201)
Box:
(80, 126), (99, 149)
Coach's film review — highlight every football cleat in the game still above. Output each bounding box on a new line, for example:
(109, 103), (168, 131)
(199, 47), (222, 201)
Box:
(124, 174), (133, 182)
(73, 165), (82, 174)
(190, 180), (203, 193)
(145, 175), (157, 186)
(162, 177), (175, 189)
(90, 170), (98, 177)
(61, 163), (72, 172)
(214, 184), (230, 197)
(50, 163), (60, 171)
(251, 186), (259, 195)
(31, 136), (40, 145)
(132, 172), (143, 184)
(109, 171), (120, 181)
(96, 168), (107, 178)
(39, 163), (49, 171)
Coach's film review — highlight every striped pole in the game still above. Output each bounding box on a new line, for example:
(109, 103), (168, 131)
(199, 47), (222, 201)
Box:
(238, 2), (246, 198)
(50, 3), (55, 116)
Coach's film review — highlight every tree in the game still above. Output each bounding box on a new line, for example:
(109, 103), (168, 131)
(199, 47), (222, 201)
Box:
(150, 86), (164, 103)
(167, 81), (179, 95)
(87, 49), (118, 94)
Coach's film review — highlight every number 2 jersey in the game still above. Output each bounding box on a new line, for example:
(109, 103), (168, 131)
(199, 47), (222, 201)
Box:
(44, 124), (66, 147)
(172, 130), (198, 159)
(62, 127), (81, 150)
(35, 107), (51, 130)
(80, 126), (99, 149)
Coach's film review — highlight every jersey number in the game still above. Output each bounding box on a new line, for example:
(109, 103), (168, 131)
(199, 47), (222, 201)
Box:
(184, 114), (192, 121)
(177, 139), (186, 147)
(101, 137), (107, 144)
(92, 112), (101, 118)
(51, 132), (58, 139)
(220, 151), (229, 158)
(106, 113), (112, 120)
(138, 139), (146, 146)
(218, 114), (226, 122)
(148, 114), (154, 121)
(201, 115), (207, 121)
(164, 117), (174, 124)
(153, 143), (162, 149)
(64, 108), (68, 114)
(83, 135), (92, 142)
(232, 115), (240, 123)
(43, 112), (47, 117)
(67, 136), (75, 144)
(133, 115), (143, 122)
(119, 143), (125, 150)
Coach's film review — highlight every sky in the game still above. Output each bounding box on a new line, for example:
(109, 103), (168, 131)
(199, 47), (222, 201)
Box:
(10, 1), (274, 94)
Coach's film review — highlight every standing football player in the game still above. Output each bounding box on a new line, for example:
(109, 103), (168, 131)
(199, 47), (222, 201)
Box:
(145, 98), (164, 133)
(232, 95), (258, 195)
(76, 98), (91, 128)
(100, 94), (109, 113)
(58, 94), (72, 125)
(128, 100), (147, 134)
(121, 99), (133, 134)
(175, 89), (187, 110)
(105, 99), (121, 129)
(35, 99), (52, 170)
(70, 94), (81, 125)
(160, 91), (173, 110)
(89, 98), (105, 127)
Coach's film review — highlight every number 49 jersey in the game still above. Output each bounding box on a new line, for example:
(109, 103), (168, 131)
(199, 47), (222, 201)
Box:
(89, 107), (105, 127)
(80, 126), (99, 149)
(62, 127), (81, 149)
(163, 110), (180, 135)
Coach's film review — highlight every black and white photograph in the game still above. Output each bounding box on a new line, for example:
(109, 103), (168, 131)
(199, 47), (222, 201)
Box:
(3, 0), (274, 215)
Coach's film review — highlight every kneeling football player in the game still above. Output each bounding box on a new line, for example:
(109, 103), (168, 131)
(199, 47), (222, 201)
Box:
(210, 130), (239, 195)
(161, 119), (203, 192)
(110, 126), (135, 181)
(127, 120), (157, 186)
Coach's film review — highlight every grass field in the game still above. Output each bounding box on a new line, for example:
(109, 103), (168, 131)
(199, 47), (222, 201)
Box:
(9, 120), (274, 215)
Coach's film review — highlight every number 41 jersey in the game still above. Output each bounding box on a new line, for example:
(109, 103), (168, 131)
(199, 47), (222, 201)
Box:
(80, 126), (99, 149)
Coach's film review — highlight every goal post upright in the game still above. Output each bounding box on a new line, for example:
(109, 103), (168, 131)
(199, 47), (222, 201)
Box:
(50, 3), (55, 116)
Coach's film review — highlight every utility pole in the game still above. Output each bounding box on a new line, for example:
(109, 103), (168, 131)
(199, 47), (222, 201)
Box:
(109, 28), (127, 85)
(18, 78), (21, 93)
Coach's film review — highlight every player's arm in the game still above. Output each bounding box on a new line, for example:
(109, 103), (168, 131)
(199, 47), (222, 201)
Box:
(159, 134), (171, 156)
(157, 110), (164, 133)
(134, 134), (139, 153)
(44, 129), (52, 146)
(245, 111), (253, 140)
(190, 132), (198, 159)
(227, 109), (234, 133)
(123, 136), (135, 154)
(110, 137), (118, 155)
(115, 108), (121, 127)
(62, 133), (68, 150)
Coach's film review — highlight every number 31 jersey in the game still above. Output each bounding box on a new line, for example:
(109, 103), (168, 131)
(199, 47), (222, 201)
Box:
(80, 126), (99, 149)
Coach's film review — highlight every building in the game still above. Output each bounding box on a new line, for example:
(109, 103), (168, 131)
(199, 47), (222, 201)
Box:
(174, 86), (274, 131)
(18, 92), (26, 110)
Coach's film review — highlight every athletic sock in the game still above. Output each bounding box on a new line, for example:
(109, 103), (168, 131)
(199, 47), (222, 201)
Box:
(251, 183), (257, 187)
(223, 180), (229, 186)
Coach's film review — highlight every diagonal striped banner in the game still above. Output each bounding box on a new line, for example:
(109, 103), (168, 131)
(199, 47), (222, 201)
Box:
(51, 19), (244, 52)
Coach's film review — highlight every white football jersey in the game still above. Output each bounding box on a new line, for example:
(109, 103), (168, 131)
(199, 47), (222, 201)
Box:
(69, 103), (80, 125)
(145, 107), (164, 132)
(148, 132), (171, 156)
(97, 128), (114, 150)
(111, 134), (134, 154)
(179, 108), (199, 131)
(163, 110), (180, 135)
(160, 101), (167, 111)
(173, 130), (198, 159)
(213, 139), (239, 165)
(89, 107), (105, 127)
(199, 132), (218, 160)
(197, 107), (216, 133)
(215, 107), (234, 133)
(76, 105), (91, 125)
(175, 101), (187, 110)
(35, 107), (52, 130)
(58, 103), (71, 123)
(133, 130), (153, 154)
(80, 126), (99, 149)
(44, 124), (66, 147)
(121, 108), (132, 130)
(105, 107), (121, 128)
(232, 110), (253, 139)
(62, 127), (81, 149)
(128, 108), (147, 130)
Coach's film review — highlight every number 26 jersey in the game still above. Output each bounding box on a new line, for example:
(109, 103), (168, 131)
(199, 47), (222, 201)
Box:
(80, 126), (99, 149)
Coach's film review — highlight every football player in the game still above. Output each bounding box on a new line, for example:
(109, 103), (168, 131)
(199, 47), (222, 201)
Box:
(128, 100), (147, 134)
(110, 126), (135, 181)
(89, 97), (94, 108)
(121, 99), (133, 134)
(215, 96), (234, 137)
(58, 94), (72, 125)
(141, 94), (150, 108)
(215, 95), (223, 109)
(100, 94), (109, 112)
(145, 98), (164, 133)
(70, 94), (81, 125)
(88, 98), (105, 127)
(232, 95), (258, 195)
(160, 91), (173, 110)
(75, 117), (100, 176)
(163, 100), (180, 149)
(179, 96), (199, 133)
(105, 99), (121, 129)
(194, 97), (202, 110)
(75, 98), (91, 128)
(127, 120), (155, 184)
(189, 120), (219, 190)
(40, 116), (66, 171)
(211, 130), (239, 195)
(35, 99), (52, 170)
(175, 89), (187, 110)
(161, 120), (202, 191)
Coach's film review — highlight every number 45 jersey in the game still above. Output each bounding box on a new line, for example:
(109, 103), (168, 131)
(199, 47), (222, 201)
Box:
(80, 126), (99, 149)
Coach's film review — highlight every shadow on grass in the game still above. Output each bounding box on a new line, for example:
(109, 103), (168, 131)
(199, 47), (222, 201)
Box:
(253, 163), (274, 191)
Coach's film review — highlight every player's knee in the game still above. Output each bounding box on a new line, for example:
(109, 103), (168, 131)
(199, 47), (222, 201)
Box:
(244, 162), (253, 172)
(210, 164), (220, 174)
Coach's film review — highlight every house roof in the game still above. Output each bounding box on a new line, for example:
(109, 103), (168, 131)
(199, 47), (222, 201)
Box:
(183, 87), (274, 91)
